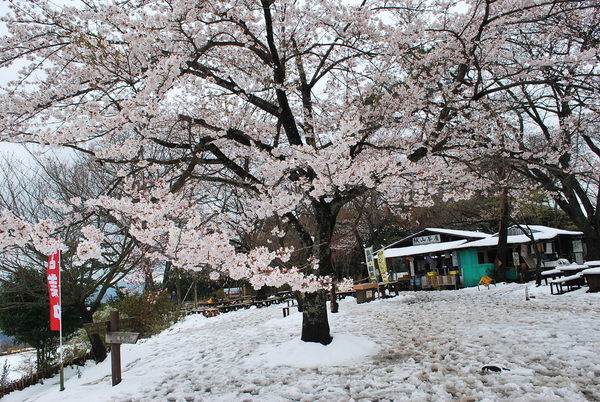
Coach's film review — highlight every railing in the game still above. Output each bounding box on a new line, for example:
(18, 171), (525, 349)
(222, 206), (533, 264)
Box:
(181, 292), (294, 317)
(1, 352), (93, 398)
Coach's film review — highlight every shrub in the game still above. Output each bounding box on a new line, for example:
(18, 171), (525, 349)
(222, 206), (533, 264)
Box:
(115, 290), (183, 337)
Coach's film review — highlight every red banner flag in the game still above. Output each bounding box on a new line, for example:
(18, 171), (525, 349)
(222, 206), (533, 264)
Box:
(47, 249), (61, 331)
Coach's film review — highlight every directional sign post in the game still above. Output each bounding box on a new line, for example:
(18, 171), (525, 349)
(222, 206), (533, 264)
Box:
(83, 317), (137, 337)
(106, 311), (139, 386)
(110, 311), (122, 386)
(106, 331), (139, 344)
(83, 313), (140, 386)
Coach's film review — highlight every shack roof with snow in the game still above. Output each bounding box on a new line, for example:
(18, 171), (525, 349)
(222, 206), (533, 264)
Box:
(375, 225), (585, 289)
(380, 228), (491, 259)
(457, 225), (583, 249)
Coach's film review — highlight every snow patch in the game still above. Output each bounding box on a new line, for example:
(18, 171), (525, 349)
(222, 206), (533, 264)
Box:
(247, 333), (379, 368)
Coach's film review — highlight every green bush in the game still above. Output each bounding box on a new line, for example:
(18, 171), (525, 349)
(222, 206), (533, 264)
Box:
(212, 288), (226, 300)
(115, 290), (183, 337)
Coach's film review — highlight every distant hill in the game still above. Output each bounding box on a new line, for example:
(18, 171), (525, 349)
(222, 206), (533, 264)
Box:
(0, 333), (22, 352)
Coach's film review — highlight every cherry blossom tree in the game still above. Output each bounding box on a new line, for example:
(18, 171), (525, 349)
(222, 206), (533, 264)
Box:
(3, 0), (596, 347)
(0, 0), (466, 345)
(477, 0), (600, 259)
(379, 0), (599, 260)
(499, 6), (600, 259)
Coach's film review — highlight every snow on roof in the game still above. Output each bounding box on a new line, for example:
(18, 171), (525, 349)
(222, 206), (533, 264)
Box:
(513, 225), (583, 237)
(457, 225), (583, 249)
(422, 228), (492, 239)
(383, 240), (468, 258)
(381, 228), (491, 250)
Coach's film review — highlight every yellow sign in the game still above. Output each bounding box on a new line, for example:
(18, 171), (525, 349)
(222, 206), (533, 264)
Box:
(364, 247), (378, 283)
(377, 249), (390, 283)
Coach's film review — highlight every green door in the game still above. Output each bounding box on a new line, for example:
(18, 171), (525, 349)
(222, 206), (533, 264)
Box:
(458, 249), (495, 287)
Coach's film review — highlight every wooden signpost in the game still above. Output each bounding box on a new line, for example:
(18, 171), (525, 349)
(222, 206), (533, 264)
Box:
(106, 331), (140, 344)
(83, 317), (137, 335)
(83, 311), (139, 386)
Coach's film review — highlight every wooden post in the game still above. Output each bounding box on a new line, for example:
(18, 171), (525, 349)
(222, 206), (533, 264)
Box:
(194, 279), (198, 308)
(82, 315), (139, 386)
(59, 362), (64, 391)
(110, 310), (121, 386)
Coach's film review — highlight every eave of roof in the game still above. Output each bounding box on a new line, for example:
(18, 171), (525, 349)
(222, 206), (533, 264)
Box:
(382, 228), (491, 250)
(458, 226), (583, 249)
(383, 240), (468, 258)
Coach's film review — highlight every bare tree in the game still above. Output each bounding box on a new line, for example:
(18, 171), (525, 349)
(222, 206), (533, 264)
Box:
(0, 155), (145, 361)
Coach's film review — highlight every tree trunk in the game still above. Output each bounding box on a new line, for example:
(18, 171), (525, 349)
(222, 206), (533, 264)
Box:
(533, 242), (543, 286)
(298, 199), (340, 344)
(301, 290), (332, 345)
(175, 268), (182, 307)
(162, 261), (172, 288)
(495, 187), (510, 280)
(584, 232), (600, 260)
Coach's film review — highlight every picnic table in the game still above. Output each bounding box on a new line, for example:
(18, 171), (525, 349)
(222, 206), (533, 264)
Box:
(559, 263), (589, 275)
(558, 264), (588, 286)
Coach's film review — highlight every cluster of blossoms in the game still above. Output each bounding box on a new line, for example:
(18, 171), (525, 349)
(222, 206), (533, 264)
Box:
(121, 269), (149, 294)
(0, 209), (63, 254)
(336, 278), (355, 293)
(76, 225), (105, 261)
(84, 184), (336, 293)
(144, 289), (167, 305)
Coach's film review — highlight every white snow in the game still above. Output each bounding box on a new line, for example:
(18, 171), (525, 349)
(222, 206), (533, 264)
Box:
(418, 228), (492, 239)
(460, 226), (583, 248)
(3, 282), (600, 401)
(383, 240), (468, 259)
(0, 350), (36, 381)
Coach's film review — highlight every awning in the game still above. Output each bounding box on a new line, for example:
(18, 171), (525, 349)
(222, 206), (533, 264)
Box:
(383, 240), (467, 259)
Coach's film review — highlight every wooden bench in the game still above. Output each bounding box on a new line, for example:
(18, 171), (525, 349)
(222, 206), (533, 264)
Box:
(549, 273), (584, 295)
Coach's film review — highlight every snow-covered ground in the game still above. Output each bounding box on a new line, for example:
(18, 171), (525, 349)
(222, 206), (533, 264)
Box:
(3, 282), (600, 401)
(1, 349), (36, 381)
